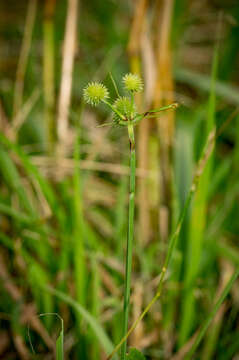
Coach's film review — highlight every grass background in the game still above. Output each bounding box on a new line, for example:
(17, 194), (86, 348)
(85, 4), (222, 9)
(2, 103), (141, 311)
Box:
(0, 0), (239, 359)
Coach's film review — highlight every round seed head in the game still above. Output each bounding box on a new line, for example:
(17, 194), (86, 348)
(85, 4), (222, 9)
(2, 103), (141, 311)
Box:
(122, 73), (143, 93)
(83, 82), (109, 106)
(113, 97), (136, 124)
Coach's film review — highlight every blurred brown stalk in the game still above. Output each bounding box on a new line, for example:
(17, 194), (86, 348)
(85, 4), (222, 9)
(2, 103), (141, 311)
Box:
(128, 0), (175, 247)
(13, 0), (37, 119)
(153, 0), (175, 242)
(43, 0), (57, 154)
(57, 0), (79, 155)
(127, 0), (148, 346)
(127, 0), (175, 347)
(128, 0), (150, 249)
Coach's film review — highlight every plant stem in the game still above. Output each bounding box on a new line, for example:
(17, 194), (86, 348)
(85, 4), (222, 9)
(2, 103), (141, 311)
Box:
(121, 124), (136, 360)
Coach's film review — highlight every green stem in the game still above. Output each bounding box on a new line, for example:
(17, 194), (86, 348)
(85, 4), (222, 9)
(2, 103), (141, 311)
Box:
(143, 102), (178, 115)
(103, 100), (125, 121)
(109, 72), (120, 98)
(121, 124), (136, 360)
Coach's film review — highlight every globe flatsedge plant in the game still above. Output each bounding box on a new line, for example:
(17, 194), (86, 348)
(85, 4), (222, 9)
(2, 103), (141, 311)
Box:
(83, 73), (177, 359)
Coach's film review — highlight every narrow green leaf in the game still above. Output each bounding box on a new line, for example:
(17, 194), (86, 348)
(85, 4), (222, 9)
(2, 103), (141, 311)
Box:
(56, 328), (64, 360)
(175, 67), (239, 105)
(179, 40), (218, 346)
(0, 147), (34, 215)
(0, 202), (33, 224)
(0, 133), (60, 217)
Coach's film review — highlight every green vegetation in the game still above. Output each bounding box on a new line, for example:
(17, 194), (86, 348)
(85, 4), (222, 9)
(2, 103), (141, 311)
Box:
(0, 1), (239, 359)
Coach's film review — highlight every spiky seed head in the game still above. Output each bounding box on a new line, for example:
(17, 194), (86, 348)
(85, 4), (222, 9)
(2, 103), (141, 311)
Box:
(83, 82), (109, 106)
(113, 97), (136, 124)
(123, 73), (143, 93)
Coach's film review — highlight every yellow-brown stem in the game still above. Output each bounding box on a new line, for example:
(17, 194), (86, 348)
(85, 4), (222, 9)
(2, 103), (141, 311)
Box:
(153, 0), (175, 242)
(57, 0), (79, 155)
(43, 0), (56, 154)
(128, 0), (150, 246)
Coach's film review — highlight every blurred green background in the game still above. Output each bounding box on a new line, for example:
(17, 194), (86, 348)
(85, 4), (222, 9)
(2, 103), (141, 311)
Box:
(0, 0), (239, 359)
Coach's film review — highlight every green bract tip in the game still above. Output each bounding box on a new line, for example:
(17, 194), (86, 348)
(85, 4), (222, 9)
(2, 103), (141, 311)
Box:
(113, 97), (136, 124)
(83, 82), (109, 106)
(123, 73), (143, 93)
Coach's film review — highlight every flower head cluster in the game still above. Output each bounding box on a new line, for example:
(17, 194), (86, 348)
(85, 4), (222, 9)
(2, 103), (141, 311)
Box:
(123, 73), (143, 93)
(83, 82), (109, 106)
(83, 74), (145, 126)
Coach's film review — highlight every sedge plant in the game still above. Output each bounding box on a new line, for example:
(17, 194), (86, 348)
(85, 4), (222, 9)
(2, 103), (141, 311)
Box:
(83, 73), (177, 359)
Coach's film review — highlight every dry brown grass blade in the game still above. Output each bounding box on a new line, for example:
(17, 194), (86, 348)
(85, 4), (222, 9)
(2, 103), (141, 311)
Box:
(13, 334), (31, 360)
(0, 331), (9, 356)
(0, 99), (8, 133)
(139, 330), (158, 349)
(98, 255), (124, 276)
(57, 0), (79, 153)
(85, 177), (115, 207)
(43, 0), (57, 154)
(87, 210), (113, 239)
(11, 89), (40, 140)
(99, 265), (120, 297)
(31, 156), (157, 180)
(0, 253), (22, 301)
(170, 333), (198, 360)
(13, 0), (37, 117)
